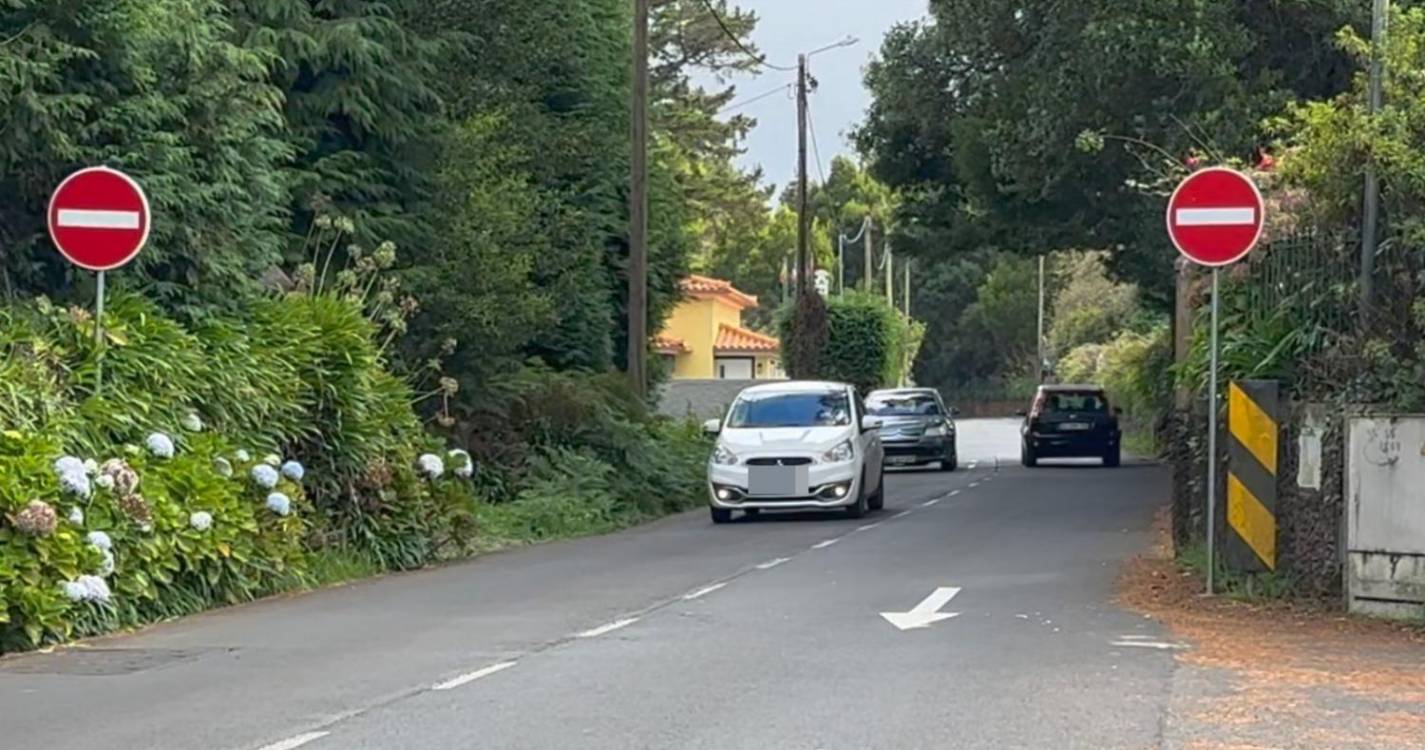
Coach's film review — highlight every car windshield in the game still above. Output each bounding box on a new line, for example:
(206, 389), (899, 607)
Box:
(866, 394), (940, 417)
(727, 390), (851, 428)
(1039, 391), (1108, 414)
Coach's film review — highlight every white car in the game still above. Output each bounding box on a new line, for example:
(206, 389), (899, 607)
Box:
(703, 381), (886, 524)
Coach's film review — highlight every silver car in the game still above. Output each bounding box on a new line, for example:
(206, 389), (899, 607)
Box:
(865, 388), (959, 471)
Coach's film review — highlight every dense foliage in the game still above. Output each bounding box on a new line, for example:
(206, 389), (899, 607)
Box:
(0, 0), (750, 653)
(779, 292), (919, 393)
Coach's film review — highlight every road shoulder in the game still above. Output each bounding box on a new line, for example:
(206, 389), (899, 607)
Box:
(1119, 511), (1425, 750)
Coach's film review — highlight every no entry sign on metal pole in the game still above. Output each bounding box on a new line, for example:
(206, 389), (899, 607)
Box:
(1165, 165), (1266, 599)
(1166, 167), (1264, 267)
(47, 166), (151, 271)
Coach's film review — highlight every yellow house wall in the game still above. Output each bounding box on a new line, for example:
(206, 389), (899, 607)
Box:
(663, 299), (715, 378)
(662, 295), (777, 379)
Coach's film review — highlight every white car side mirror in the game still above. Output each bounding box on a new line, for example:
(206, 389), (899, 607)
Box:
(703, 418), (722, 436)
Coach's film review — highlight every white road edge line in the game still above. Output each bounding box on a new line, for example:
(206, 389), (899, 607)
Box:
(967, 461), (978, 469)
(755, 557), (791, 570)
(949, 490), (962, 496)
(577, 617), (640, 638)
(969, 482), (981, 488)
(857, 522), (883, 531)
(921, 498), (940, 507)
(812, 539), (839, 549)
(1110, 640), (1188, 650)
(893, 510), (912, 519)
(257, 732), (330, 750)
(683, 582), (727, 601)
(431, 661), (517, 691)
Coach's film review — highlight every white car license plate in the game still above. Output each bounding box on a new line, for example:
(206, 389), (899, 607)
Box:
(748, 466), (809, 497)
(1060, 422), (1092, 431)
(888, 456), (917, 466)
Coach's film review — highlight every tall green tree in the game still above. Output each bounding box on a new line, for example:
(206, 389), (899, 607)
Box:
(1, 0), (290, 311)
(227, 0), (445, 253)
(857, 0), (1365, 306)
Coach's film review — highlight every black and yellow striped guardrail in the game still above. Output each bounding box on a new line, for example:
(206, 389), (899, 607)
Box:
(1226, 379), (1279, 572)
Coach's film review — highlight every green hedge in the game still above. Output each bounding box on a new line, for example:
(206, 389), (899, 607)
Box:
(779, 292), (920, 393)
(0, 293), (478, 651)
(0, 294), (712, 653)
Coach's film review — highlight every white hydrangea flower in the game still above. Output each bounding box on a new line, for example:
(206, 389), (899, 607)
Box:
(417, 453), (445, 480)
(99, 549), (115, 577)
(262, 453), (281, 467)
(145, 432), (175, 459)
(86, 530), (113, 551)
(53, 456), (85, 476)
(213, 457), (234, 478)
(77, 575), (111, 604)
(251, 464), (279, 489)
(235, 449), (251, 463)
(83, 458), (99, 476)
(180, 413), (204, 432)
(280, 460), (305, 482)
(68, 506), (85, 526)
(265, 492), (292, 517)
(95, 473), (116, 491)
(62, 580), (87, 602)
(189, 511), (213, 532)
(448, 449), (473, 479)
(59, 469), (92, 498)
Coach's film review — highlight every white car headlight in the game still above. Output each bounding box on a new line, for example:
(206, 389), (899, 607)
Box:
(821, 440), (855, 463)
(712, 444), (739, 466)
(925, 424), (949, 437)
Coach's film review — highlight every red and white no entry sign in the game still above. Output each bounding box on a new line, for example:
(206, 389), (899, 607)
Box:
(47, 166), (151, 271)
(1166, 167), (1264, 267)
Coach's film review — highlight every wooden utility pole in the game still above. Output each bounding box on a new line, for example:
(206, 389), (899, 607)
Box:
(795, 53), (810, 295)
(628, 0), (649, 397)
(863, 218), (874, 293)
(903, 258), (910, 316)
(885, 242), (893, 304)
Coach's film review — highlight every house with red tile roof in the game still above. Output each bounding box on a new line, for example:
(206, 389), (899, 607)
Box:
(655, 275), (784, 380)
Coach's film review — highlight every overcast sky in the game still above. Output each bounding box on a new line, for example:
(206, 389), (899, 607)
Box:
(724, 0), (929, 193)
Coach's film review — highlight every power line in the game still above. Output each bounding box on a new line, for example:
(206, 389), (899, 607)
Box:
(697, 0), (796, 71)
(806, 97), (828, 185)
(719, 81), (794, 114)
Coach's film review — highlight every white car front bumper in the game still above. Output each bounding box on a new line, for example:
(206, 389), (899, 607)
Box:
(707, 458), (863, 510)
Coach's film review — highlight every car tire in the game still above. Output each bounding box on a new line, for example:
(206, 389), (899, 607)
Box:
(847, 472), (870, 519)
(710, 507), (733, 524)
(867, 469), (886, 511)
(1021, 443), (1038, 468)
(1103, 445), (1121, 468)
(940, 452), (958, 472)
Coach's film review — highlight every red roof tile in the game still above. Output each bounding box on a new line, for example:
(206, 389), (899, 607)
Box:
(652, 333), (690, 354)
(681, 274), (758, 310)
(714, 323), (780, 354)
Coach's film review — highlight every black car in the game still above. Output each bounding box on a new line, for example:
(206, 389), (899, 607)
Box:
(1019, 385), (1121, 467)
(865, 388), (958, 471)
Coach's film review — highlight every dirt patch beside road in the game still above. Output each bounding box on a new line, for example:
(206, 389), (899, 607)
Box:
(1118, 509), (1425, 750)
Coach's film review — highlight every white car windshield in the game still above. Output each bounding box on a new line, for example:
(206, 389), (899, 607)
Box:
(727, 391), (851, 428)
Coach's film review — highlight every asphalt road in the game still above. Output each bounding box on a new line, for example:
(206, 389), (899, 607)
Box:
(0, 419), (1173, 750)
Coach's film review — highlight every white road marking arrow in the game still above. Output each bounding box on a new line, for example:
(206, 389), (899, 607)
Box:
(880, 586), (962, 631)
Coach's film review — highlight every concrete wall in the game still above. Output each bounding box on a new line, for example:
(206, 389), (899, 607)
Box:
(655, 379), (759, 421)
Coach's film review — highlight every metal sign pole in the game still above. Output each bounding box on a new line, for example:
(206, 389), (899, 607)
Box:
(1205, 267), (1220, 595)
(94, 270), (106, 395)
